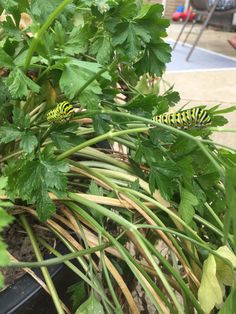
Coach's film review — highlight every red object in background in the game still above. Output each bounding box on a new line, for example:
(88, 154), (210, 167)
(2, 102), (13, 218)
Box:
(172, 10), (196, 22)
(172, 12), (184, 21)
(182, 10), (196, 21)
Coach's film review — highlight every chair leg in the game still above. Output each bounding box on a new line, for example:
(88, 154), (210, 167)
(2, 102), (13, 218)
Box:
(173, 8), (192, 50)
(182, 18), (198, 46)
(186, 0), (220, 61)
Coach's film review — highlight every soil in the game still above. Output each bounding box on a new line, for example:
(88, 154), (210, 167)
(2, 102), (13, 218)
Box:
(1, 217), (55, 288)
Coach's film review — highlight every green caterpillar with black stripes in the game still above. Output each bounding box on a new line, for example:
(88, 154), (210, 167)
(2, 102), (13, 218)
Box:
(47, 101), (74, 123)
(154, 107), (211, 129)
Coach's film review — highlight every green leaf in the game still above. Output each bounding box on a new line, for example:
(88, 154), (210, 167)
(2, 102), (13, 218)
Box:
(43, 159), (69, 190)
(198, 254), (223, 314)
(153, 160), (180, 178)
(0, 272), (4, 289)
(0, 48), (14, 68)
(90, 35), (112, 64)
(88, 181), (104, 196)
(0, 241), (10, 266)
(36, 189), (56, 221)
(179, 188), (198, 224)
(135, 41), (171, 76)
(0, 207), (14, 231)
(0, 123), (22, 143)
(51, 132), (83, 150)
(0, 177), (8, 190)
(148, 167), (177, 200)
(93, 115), (110, 134)
(135, 3), (163, 20)
(135, 74), (160, 95)
(224, 167), (236, 242)
(30, 0), (62, 23)
(5, 150), (68, 221)
(79, 91), (101, 109)
(59, 60), (108, 100)
(13, 107), (31, 129)
(209, 105), (236, 115)
(75, 294), (104, 314)
(219, 288), (236, 314)
(65, 24), (92, 56)
(6, 68), (40, 98)
(67, 282), (87, 311)
(211, 115), (228, 127)
(112, 21), (150, 60)
(150, 129), (175, 146)
(20, 131), (38, 153)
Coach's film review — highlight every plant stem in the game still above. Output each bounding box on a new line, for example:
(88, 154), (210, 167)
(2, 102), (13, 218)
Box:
(209, 127), (236, 132)
(38, 237), (115, 311)
(56, 127), (148, 160)
(8, 242), (110, 268)
(24, 0), (72, 70)
(19, 215), (65, 314)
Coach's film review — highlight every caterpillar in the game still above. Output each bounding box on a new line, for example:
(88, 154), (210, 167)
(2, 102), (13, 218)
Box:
(47, 101), (74, 123)
(154, 107), (211, 129)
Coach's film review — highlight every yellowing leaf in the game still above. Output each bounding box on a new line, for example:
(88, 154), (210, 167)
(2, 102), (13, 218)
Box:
(216, 246), (236, 287)
(198, 254), (223, 314)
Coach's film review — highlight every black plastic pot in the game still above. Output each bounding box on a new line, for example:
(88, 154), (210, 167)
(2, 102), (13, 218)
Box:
(0, 247), (77, 314)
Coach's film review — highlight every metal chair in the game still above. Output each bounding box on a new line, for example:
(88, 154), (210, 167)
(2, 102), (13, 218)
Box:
(173, 0), (236, 61)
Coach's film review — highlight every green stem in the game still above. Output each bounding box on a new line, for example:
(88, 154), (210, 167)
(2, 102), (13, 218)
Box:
(67, 202), (169, 313)
(38, 237), (115, 312)
(24, 0), (72, 70)
(209, 127), (236, 133)
(100, 238), (124, 314)
(136, 224), (235, 269)
(201, 139), (236, 152)
(56, 127), (148, 160)
(20, 215), (64, 314)
(8, 242), (110, 268)
(204, 202), (224, 229)
(78, 147), (132, 171)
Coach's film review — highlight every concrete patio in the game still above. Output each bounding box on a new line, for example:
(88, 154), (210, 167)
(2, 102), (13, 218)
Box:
(163, 23), (236, 148)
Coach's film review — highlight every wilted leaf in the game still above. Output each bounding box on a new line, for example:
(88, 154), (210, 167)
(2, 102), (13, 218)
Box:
(198, 254), (223, 314)
(215, 246), (236, 287)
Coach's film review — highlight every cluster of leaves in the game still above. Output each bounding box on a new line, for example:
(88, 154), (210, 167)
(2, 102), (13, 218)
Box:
(0, 0), (172, 221)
